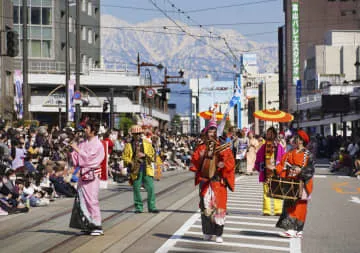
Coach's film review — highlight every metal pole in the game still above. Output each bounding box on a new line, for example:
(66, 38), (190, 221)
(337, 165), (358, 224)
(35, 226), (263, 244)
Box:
(65, 0), (70, 123)
(22, 0), (29, 120)
(197, 78), (200, 133)
(75, 0), (81, 127)
(59, 107), (62, 129)
(110, 88), (114, 129)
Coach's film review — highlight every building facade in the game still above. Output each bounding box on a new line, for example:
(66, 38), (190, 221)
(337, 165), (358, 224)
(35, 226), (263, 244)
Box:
(280, 0), (360, 113)
(298, 30), (360, 137)
(12, 0), (101, 69)
(0, 0), (15, 121)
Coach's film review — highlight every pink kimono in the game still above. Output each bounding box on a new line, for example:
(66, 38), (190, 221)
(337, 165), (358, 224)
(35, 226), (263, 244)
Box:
(70, 136), (105, 230)
(255, 142), (286, 182)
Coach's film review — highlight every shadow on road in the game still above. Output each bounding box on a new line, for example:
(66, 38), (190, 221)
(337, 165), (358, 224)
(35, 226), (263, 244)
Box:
(153, 233), (202, 241)
(34, 229), (78, 236)
(240, 230), (282, 238)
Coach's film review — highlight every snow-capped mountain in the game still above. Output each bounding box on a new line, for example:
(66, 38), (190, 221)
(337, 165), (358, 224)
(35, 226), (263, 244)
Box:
(101, 15), (278, 81)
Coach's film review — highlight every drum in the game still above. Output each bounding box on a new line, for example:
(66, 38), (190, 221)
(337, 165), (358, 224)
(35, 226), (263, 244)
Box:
(267, 176), (303, 200)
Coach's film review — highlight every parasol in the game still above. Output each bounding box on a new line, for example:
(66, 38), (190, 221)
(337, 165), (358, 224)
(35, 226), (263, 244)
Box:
(198, 110), (229, 121)
(253, 109), (294, 123)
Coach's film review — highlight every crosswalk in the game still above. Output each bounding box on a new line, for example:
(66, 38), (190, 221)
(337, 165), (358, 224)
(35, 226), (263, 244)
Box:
(156, 176), (302, 253)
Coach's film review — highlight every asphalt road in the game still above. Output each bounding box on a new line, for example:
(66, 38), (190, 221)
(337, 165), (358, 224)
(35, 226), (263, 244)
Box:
(1, 160), (359, 253)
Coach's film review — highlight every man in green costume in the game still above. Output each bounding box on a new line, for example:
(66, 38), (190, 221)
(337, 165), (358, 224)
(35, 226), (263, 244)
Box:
(122, 125), (159, 213)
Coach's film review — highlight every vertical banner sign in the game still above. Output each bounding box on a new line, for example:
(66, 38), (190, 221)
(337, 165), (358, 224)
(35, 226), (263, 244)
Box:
(68, 79), (75, 122)
(292, 2), (300, 85)
(14, 70), (24, 120)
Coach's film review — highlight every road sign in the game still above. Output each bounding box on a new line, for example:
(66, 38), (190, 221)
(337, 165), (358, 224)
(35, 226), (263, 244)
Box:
(146, 88), (155, 98)
(73, 91), (81, 100)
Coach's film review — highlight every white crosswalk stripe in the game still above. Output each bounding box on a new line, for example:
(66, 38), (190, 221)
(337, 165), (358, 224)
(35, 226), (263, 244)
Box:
(156, 175), (302, 253)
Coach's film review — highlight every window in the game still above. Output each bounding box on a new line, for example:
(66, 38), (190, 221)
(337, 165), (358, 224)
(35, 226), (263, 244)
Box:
(88, 29), (93, 44)
(81, 26), (86, 40)
(31, 40), (41, 57)
(42, 40), (51, 58)
(14, 6), (19, 24)
(88, 57), (93, 68)
(70, 47), (73, 63)
(69, 16), (73, 32)
(88, 2), (92, 16)
(31, 7), (41, 25)
(82, 54), (87, 64)
(42, 8), (51, 25)
(82, 0), (87, 12)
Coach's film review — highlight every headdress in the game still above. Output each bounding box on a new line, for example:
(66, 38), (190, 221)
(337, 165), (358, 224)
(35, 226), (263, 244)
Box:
(130, 125), (144, 134)
(297, 129), (309, 145)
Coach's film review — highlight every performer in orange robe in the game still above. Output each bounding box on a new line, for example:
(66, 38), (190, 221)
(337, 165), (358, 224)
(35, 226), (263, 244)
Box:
(274, 130), (315, 238)
(190, 120), (235, 243)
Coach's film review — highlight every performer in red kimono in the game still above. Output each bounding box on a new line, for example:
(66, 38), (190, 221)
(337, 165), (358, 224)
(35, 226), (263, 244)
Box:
(274, 129), (315, 238)
(190, 119), (235, 243)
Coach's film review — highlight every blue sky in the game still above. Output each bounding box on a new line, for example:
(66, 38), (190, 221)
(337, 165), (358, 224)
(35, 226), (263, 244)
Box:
(100, 0), (284, 43)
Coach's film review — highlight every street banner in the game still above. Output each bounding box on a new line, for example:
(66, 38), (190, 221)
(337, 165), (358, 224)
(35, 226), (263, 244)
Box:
(14, 70), (23, 120)
(292, 2), (300, 85)
(68, 79), (75, 122)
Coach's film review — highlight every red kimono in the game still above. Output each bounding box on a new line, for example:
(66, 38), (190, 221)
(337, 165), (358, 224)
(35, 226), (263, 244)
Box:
(275, 148), (314, 232)
(190, 140), (235, 237)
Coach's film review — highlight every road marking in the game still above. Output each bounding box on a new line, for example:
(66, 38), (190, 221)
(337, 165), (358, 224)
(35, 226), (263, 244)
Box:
(333, 182), (360, 194)
(155, 213), (200, 253)
(191, 224), (282, 235)
(226, 215), (279, 222)
(227, 207), (262, 211)
(176, 237), (290, 252)
(290, 237), (302, 253)
(186, 231), (289, 243)
(228, 203), (261, 207)
(314, 175), (327, 178)
(227, 199), (262, 204)
(349, 196), (360, 204)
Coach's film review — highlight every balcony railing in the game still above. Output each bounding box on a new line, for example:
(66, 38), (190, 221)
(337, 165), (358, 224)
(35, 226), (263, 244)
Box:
(13, 61), (138, 76)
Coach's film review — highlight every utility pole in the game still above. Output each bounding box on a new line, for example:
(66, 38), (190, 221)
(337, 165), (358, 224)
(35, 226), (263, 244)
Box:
(65, 0), (70, 123)
(75, 0), (81, 127)
(22, 0), (29, 120)
(197, 78), (200, 133)
(109, 87), (114, 129)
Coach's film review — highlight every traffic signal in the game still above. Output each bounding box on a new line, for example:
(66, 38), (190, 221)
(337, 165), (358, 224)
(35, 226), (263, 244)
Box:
(103, 101), (109, 112)
(6, 30), (19, 57)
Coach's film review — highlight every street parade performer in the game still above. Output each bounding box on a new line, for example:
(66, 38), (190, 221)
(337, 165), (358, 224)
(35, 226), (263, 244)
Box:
(189, 119), (235, 243)
(273, 129), (314, 238)
(69, 120), (105, 236)
(122, 125), (159, 213)
(255, 127), (285, 216)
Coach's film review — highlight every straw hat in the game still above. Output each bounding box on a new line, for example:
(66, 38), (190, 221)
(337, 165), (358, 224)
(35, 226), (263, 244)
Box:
(130, 125), (144, 134)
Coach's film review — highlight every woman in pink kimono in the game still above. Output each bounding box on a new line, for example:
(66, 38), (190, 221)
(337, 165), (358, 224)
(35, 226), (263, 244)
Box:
(69, 120), (105, 236)
(246, 131), (259, 175)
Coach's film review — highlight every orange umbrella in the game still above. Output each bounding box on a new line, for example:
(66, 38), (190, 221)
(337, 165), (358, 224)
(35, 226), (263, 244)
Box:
(253, 109), (294, 123)
(198, 110), (229, 121)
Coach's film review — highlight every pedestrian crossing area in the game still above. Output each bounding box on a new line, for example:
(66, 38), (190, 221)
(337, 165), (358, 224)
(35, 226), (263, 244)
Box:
(156, 176), (302, 253)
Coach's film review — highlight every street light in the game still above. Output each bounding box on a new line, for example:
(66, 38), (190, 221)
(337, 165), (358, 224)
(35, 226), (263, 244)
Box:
(137, 52), (163, 75)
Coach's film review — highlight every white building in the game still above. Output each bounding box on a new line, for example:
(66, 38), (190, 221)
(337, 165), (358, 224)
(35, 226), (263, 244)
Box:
(301, 30), (360, 136)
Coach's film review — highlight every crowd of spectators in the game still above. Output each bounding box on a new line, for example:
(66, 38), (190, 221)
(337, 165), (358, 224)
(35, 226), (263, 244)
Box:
(0, 121), (198, 216)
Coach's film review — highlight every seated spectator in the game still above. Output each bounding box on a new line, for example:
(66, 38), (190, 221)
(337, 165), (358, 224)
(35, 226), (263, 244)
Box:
(49, 165), (76, 198)
(0, 169), (29, 214)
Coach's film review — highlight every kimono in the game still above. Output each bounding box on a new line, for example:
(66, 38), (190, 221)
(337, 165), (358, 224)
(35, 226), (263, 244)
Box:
(190, 140), (235, 237)
(275, 148), (315, 232)
(69, 136), (105, 231)
(255, 141), (286, 215)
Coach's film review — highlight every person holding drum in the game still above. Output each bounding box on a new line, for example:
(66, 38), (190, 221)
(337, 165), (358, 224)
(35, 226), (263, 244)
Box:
(255, 127), (286, 216)
(189, 119), (235, 243)
(273, 129), (315, 238)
